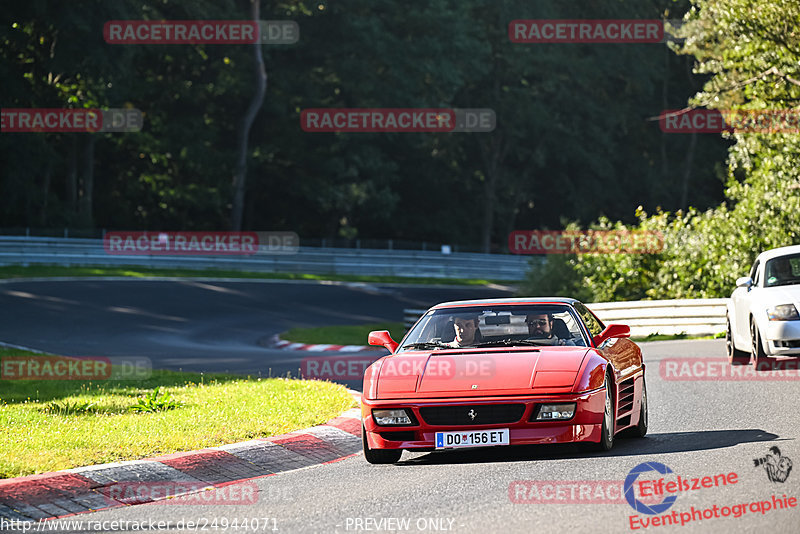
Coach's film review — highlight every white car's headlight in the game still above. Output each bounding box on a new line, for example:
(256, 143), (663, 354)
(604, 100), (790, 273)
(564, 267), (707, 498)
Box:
(372, 409), (414, 426)
(767, 304), (800, 321)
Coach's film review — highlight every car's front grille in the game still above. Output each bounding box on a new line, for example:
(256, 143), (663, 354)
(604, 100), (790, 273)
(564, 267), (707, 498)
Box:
(419, 404), (525, 426)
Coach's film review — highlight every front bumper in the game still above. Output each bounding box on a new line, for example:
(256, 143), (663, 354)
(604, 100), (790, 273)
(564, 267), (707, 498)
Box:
(764, 320), (800, 356)
(361, 390), (606, 450)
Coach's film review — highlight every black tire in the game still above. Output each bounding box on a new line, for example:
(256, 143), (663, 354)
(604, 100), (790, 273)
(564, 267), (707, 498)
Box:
(362, 424), (402, 464)
(586, 373), (615, 451)
(726, 316), (749, 365)
(750, 319), (770, 371)
(631, 378), (648, 438)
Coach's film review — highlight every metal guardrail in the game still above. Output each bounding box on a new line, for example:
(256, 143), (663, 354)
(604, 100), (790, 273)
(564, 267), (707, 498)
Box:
(0, 236), (533, 281)
(589, 299), (728, 337)
(403, 298), (729, 337)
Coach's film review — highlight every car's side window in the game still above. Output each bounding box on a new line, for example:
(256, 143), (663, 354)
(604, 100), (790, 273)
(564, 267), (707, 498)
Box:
(574, 302), (603, 337)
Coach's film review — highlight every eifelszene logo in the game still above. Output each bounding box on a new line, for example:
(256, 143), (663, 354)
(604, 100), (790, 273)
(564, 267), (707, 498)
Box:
(624, 462), (678, 515)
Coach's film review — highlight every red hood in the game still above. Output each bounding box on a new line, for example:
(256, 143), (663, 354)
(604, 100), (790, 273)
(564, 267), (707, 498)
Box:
(376, 347), (590, 399)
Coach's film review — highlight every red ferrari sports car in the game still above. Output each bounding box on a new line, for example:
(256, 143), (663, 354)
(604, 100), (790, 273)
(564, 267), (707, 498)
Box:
(361, 298), (647, 463)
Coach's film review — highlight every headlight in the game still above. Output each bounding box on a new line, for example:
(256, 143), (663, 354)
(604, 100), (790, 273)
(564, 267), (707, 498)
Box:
(535, 403), (576, 421)
(372, 409), (414, 426)
(767, 304), (800, 321)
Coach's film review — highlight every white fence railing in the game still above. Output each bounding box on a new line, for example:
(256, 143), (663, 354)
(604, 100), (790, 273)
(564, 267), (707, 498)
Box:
(403, 298), (729, 337)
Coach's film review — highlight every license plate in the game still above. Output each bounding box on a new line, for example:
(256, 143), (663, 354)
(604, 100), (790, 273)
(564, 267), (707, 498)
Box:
(434, 429), (510, 449)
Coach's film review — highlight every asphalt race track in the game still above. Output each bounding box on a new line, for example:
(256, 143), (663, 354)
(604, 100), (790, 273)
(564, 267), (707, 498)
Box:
(2, 280), (799, 532)
(11, 339), (799, 533)
(0, 278), (512, 385)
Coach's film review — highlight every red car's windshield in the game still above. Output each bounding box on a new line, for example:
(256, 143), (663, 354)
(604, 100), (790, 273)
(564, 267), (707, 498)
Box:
(400, 305), (589, 351)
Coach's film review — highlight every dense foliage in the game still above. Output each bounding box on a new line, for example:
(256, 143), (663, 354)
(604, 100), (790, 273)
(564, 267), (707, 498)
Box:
(520, 0), (800, 300)
(2, 0), (729, 252)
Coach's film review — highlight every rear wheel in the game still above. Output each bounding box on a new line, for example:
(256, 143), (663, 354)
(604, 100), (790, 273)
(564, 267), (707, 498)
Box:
(750, 319), (770, 371)
(726, 316), (749, 365)
(362, 424), (402, 464)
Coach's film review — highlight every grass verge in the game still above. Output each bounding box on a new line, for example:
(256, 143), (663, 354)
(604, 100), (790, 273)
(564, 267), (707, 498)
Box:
(0, 264), (503, 286)
(282, 322), (406, 346)
(0, 347), (356, 479)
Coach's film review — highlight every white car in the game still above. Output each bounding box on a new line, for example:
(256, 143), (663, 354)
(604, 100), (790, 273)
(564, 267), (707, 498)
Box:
(727, 245), (800, 367)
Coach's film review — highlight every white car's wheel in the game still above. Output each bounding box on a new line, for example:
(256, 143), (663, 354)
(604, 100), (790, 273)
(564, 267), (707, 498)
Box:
(750, 319), (770, 371)
(726, 316), (749, 365)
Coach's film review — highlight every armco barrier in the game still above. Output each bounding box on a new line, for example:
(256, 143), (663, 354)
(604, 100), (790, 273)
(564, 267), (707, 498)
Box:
(0, 236), (533, 281)
(403, 298), (729, 337)
(589, 299), (728, 337)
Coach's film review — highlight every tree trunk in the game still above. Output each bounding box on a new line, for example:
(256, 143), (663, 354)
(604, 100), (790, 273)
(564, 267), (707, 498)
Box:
(660, 46), (669, 195)
(680, 131), (697, 210)
(479, 132), (506, 254)
(230, 0), (267, 231)
(79, 134), (95, 228)
(68, 134), (78, 219)
(40, 161), (52, 227)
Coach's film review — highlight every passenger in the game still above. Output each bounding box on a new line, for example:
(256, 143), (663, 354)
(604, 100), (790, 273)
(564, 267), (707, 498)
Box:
(526, 313), (577, 346)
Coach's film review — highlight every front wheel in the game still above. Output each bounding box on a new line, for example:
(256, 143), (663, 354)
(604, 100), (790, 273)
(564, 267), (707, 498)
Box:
(726, 316), (749, 365)
(362, 424), (402, 464)
(631, 378), (648, 438)
(750, 320), (770, 371)
(586, 373), (615, 451)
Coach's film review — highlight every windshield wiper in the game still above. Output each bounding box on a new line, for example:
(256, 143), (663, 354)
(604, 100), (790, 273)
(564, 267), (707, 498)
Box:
(470, 339), (546, 347)
(401, 341), (453, 350)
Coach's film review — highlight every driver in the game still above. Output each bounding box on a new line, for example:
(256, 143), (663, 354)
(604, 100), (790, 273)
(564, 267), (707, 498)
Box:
(448, 314), (481, 347)
(769, 258), (793, 284)
(526, 313), (577, 346)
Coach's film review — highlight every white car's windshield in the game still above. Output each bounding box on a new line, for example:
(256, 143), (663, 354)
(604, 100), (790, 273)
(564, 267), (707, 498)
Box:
(400, 305), (588, 351)
(765, 254), (800, 287)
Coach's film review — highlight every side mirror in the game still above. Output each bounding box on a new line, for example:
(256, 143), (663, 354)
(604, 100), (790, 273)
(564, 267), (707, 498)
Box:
(368, 330), (399, 353)
(593, 324), (631, 347)
(736, 276), (753, 289)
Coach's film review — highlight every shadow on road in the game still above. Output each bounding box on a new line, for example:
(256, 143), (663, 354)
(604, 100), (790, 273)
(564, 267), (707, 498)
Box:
(397, 429), (786, 465)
